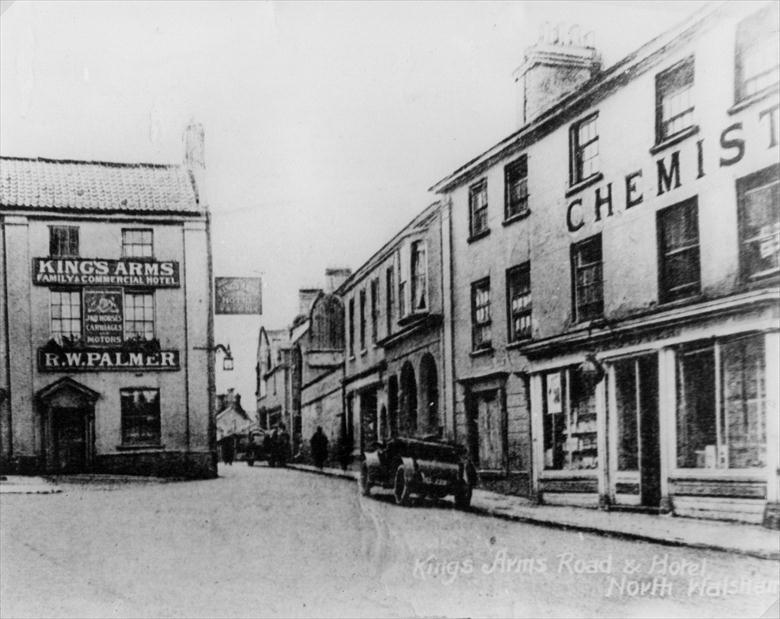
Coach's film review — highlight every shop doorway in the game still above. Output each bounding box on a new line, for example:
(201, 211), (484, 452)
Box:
(37, 378), (99, 474)
(611, 355), (661, 508)
(467, 389), (504, 471)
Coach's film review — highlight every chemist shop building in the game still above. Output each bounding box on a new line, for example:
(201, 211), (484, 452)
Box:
(432, 2), (779, 525)
(0, 128), (217, 477)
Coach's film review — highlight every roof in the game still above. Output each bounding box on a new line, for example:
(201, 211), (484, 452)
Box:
(0, 156), (202, 214)
(337, 200), (442, 294)
(429, 1), (730, 194)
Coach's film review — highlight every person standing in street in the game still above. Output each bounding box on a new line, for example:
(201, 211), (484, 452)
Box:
(310, 426), (329, 469)
(223, 437), (235, 466)
(277, 423), (290, 467)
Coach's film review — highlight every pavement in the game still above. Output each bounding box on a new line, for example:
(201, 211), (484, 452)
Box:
(286, 463), (780, 561)
(0, 475), (61, 495)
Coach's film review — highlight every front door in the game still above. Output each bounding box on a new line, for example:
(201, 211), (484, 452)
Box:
(54, 407), (88, 473)
(612, 355), (661, 508)
(469, 390), (503, 471)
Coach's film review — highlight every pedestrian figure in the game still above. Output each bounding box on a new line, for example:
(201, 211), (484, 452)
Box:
(337, 433), (352, 471)
(223, 436), (234, 466)
(277, 423), (290, 467)
(263, 431), (273, 466)
(310, 426), (329, 469)
(268, 426), (279, 467)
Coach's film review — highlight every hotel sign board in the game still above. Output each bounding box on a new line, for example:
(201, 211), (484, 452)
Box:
(215, 277), (262, 315)
(38, 349), (180, 372)
(84, 287), (123, 347)
(32, 258), (180, 288)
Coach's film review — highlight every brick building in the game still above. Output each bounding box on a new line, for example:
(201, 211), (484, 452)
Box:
(431, 2), (779, 524)
(0, 124), (217, 477)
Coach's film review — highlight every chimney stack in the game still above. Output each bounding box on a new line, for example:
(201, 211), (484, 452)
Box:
(298, 288), (320, 316)
(513, 23), (601, 127)
(325, 267), (352, 293)
(183, 121), (206, 206)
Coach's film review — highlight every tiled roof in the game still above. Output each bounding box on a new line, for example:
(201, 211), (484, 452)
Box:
(0, 156), (201, 214)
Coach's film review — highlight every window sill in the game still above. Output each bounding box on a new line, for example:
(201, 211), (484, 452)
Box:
(348, 355), (356, 362)
(116, 444), (165, 451)
(502, 210), (531, 227)
(657, 292), (703, 310)
(728, 84), (780, 115)
(467, 229), (491, 244)
(506, 338), (532, 350)
(397, 310), (429, 326)
(649, 125), (699, 155)
(572, 317), (605, 329)
(360, 349), (368, 357)
(565, 173), (604, 198)
(469, 346), (494, 358)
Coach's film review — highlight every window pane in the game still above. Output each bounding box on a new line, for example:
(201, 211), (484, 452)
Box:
(676, 347), (716, 468)
(721, 336), (766, 469)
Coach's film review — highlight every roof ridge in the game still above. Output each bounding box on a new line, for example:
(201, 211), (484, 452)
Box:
(0, 155), (179, 169)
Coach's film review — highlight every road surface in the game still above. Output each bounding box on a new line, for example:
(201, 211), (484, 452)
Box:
(1, 464), (778, 618)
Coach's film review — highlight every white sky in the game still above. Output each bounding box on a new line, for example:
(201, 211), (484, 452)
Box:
(1, 0), (711, 402)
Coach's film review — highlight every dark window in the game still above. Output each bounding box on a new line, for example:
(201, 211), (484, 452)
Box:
(737, 164), (779, 280)
(656, 56), (695, 142)
(121, 388), (161, 445)
(504, 156), (529, 220)
(359, 289), (366, 351)
(348, 298), (355, 356)
(49, 226), (79, 257)
(410, 240), (427, 311)
(506, 263), (531, 342)
(50, 289), (82, 341)
(397, 250), (407, 318)
(570, 113), (599, 184)
(571, 234), (603, 322)
(676, 335), (766, 469)
(471, 278), (491, 351)
(735, 4), (780, 101)
(122, 229), (153, 258)
(124, 292), (154, 340)
(657, 197), (700, 303)
(385, 266), (394, 335)
(370, 278), (379, 344)
(469, 179), (489, 238)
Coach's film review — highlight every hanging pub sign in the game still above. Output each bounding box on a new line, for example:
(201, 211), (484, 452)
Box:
(32, 258), (180, 287)
(215, 277), (262, 315)
(38, 348), (180, 372)
(84, 287), (123, 347)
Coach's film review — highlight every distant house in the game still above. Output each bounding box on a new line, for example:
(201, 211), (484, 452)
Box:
(216, 389), (255, 461)
(0, 123), (217, 478)
(256, 327), (292, 431)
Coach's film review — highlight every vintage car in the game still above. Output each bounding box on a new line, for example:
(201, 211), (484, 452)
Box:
(359, 436), (476, 508)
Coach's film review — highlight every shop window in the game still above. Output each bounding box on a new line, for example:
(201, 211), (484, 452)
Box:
(543, 368), (598, 471)
(469, 179), (489, 239)
(570, 113), (599, 185)
(49, 226), (79, 257)
(676, 335), (766, 470)
(359, 289), (366, 351)
(122, 229), (153, 258)
(735, 4), (780, 101)
(120, 388), (161, 445)
(50, 289), (82, 341)
(504, 155), (529, 220)
(471, 277), (491, 351)
(737, 164), (780, 281)
(655, 56), (695, 142)
(370, 278), (379, 344)
(657, 197), (700, 303)
(411, 240), (427, 311)
(506, 263), (532, 342)
(348, 297), (355, 356)
(124, 292), (154, 340)
(385, 265), (394, 335)
(571, 234), (603, 322)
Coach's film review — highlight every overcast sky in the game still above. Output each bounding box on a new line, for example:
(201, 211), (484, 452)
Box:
(1, 0), (711, 400)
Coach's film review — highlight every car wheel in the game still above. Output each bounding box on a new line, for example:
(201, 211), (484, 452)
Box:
(454, 482), (472, 510)
(393, 464), (411, 506)
(359, 462), (371, 497)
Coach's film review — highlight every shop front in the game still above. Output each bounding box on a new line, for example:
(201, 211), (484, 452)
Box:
(526, 293), (779, 526)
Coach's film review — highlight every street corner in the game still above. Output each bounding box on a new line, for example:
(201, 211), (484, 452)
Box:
(0, 475), (62, 494)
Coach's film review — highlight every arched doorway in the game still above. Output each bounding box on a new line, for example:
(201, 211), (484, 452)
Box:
(400, 361), (417, 436)
(419, 353), (439, 435)
(387, 374), (399, 438)
(37, 378), (99, 473)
